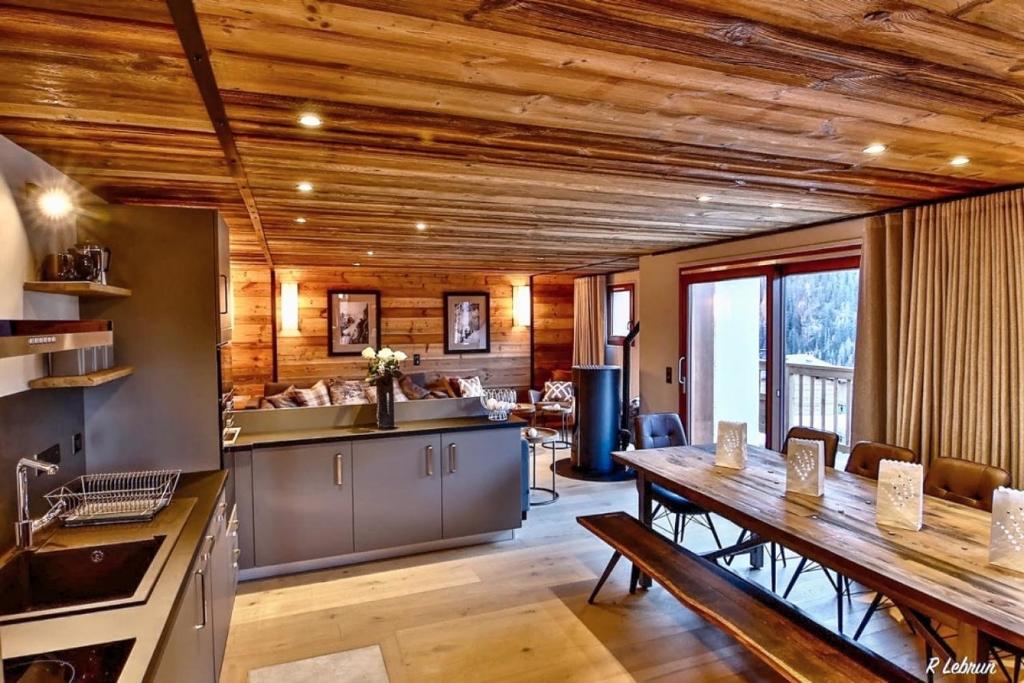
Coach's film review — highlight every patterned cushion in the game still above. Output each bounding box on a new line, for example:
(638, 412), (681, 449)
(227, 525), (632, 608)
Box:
(328, 379), (369, 406)
(365, 379), (408, 403)
(542, 380), (573, 402)
(292, 380), (331, 407)
(426, 376), (456, 398)
(264, 386), (299, 409)
(457, 376), (484, 398)
(399, 375), (432, 400)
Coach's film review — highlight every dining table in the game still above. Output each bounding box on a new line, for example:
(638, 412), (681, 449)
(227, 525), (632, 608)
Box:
(613, 444), (1024, 683)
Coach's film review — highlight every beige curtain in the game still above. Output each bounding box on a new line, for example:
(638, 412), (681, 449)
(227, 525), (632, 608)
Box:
(573, 275), (606, 366)
(852, 188), (1024, 484)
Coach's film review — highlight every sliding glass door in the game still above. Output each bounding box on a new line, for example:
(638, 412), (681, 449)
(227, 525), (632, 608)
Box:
(680, 269), (772, 447)
(679, 255), (859, 451)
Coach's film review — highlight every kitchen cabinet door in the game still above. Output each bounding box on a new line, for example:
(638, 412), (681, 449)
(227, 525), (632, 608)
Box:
(153, 540), (215, 683)
(352, 436), (442, 552)
(252, 443), (354, 566)
(441, 429), (522, 539)
(211, 500), (237, 678)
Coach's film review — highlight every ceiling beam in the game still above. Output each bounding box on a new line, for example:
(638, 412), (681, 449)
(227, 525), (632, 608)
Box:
(165, 0), (274, 267)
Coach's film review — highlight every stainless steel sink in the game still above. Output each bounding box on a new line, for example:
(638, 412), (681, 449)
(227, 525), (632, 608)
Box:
(3, 638), (134, 683)
(0, 537), (164, 618)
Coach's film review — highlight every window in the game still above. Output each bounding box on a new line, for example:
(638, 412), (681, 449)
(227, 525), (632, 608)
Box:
(607, 283), (634, 345)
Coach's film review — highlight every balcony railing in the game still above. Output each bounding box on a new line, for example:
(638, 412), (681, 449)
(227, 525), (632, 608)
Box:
(760, 360), (855, 452)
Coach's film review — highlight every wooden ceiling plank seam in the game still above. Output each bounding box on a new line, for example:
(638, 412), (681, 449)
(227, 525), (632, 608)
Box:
(164, 0), (273, 267)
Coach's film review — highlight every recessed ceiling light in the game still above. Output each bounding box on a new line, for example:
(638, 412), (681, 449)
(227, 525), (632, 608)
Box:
(950, 155), (970, 166)
(296, 182), (313, 192)
(769, 202), (784, 208)
(353, 262), (361, 267)
(415, 221), (427, 231)
(36, 188), (74, 219)
(697, 195), (712, 202)
(294, 217), (307, 224)
(367, 250), (374, 256)
(862, 143), (887, 155)
(298, 113), (322, 128)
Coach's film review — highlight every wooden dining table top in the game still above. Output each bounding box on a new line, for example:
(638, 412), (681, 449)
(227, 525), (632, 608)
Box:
(613, 444), (1024, 651)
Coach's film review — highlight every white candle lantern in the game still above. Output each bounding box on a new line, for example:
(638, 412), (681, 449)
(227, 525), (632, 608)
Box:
(786, 438), (824, 497)
(876, 460), (924, 531)
(715, 421), (747, 470)
(990, 487), (1024, 573)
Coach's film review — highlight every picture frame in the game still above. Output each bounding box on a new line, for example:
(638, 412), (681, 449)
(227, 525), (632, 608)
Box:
(443, 291), (491, 354)
(327, 290), (381, 356)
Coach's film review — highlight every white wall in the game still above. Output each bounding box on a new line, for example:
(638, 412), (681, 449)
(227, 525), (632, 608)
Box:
(0, 136), (94, 397)
(638, 219), (865, 413)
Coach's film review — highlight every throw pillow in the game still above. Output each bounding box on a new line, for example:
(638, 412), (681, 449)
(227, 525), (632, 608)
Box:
(425, 376), (456, 398)
(542, 380), (573, 402)
(328, 379), (369, 406)
(458, 376), (484, 398)
(264, 385), (299, 409)
(365, 378), (408, 403)
(292, 380), (331, 408)
(399, 375), (431, 400)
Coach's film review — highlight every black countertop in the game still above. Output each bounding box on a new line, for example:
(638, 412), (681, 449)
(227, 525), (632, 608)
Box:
(228, 415), (526, 450)
(0, 470), (227, 683)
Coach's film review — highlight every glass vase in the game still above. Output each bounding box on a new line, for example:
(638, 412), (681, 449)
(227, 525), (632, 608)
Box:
(376, 377), (397, 430)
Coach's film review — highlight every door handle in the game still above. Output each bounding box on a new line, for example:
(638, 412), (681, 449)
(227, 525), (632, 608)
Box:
(426, 445), (434, 476)
(448, 443), (457, 473)
(334, 453), (344, 486)
(678, 356), (687, 392)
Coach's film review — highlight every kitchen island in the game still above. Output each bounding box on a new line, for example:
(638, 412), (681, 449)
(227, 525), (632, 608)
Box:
(225, 416), (525, 578)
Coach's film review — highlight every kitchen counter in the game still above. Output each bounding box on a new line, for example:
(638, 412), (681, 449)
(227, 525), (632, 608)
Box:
(228, 415), (525, 450)
(0, 470), (227, 682)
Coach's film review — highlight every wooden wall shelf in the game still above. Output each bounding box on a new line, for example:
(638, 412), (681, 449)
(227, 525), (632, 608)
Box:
(29, 366), (135, 389)
(24, 281), (132, 298)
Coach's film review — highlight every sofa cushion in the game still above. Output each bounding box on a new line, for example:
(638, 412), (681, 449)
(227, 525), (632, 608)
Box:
(399, 375), (432, 400)
(264, 385), (299, 409)
(457, 376), (484, 398)
(425, 376), (456, 398)
(329, 379), (369, 406)
(542, 380), (573, 402)
(293, 380), (331, 407)
(365, 378), (408, 403)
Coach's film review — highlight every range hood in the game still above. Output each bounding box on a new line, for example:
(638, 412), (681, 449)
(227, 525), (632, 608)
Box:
(0, 320), (113, 359)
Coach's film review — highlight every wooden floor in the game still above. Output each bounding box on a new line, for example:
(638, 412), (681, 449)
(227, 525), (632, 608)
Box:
(221, 459), (957, 682)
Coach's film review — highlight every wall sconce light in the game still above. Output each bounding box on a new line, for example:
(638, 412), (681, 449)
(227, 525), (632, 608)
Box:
(513, 284), (531, 327)
(281, 281), (300, 333)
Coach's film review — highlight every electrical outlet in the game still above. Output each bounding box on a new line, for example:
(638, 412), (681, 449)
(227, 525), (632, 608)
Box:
(73, 432), (83, 455)
(665, 366), (673, 383)
(413, 353), (421, 366)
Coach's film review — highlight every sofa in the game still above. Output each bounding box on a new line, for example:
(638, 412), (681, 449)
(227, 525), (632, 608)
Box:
(260, 371), (487, 409)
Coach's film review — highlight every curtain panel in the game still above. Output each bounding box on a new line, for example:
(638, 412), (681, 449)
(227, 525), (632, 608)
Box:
(852, 188), (1024, 484)
(573, 275), (607, 366)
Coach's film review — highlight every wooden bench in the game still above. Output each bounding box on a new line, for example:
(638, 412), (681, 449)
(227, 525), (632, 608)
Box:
(578, 512), (918, 683)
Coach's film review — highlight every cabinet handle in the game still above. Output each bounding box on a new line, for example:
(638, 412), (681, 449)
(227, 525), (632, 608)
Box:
(334, 453), (344, 486)
(219, 274), (228, 315)
(425, 445), (434, 476)
(448, 443), (457, 473)
(194, 566), (208, 630)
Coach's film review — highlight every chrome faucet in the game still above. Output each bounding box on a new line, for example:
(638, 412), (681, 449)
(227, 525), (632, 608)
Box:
(15, 458), (60, 550)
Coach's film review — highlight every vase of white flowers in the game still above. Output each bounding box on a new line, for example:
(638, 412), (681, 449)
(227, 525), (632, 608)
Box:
(363, 346), (407, 430)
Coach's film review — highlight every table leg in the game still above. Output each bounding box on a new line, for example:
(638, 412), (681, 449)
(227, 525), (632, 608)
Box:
(957, 623), (991, 683)
(637, 471), (653, 589)
(531, 443), (537, 488)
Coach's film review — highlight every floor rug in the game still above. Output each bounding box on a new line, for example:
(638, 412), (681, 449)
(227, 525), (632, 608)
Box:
(248, 645), (390, 683)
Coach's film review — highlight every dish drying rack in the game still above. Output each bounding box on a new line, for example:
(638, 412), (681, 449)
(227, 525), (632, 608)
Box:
(45, 470), (181, 526)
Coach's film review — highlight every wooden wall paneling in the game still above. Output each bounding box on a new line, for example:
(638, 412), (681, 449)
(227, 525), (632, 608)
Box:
(531, 274), (576, 389)
(230, 265), (274, 397)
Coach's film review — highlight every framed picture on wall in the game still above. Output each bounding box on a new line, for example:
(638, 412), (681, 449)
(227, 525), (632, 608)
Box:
(443, 292), (490, 354)
(327, 290), (381, 356)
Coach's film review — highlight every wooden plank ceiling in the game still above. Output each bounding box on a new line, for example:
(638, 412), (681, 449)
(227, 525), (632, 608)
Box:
(2, 0), (1023, 272)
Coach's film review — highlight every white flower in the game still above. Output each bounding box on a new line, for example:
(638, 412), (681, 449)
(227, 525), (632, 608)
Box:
(394, 351), (408, 362)
(378, 347), (394, 360)
(361, 347), (376, 359)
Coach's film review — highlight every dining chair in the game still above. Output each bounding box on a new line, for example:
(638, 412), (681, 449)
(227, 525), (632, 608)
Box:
(759, 427), (841, 591)
(783, 440), (916, 634)
(634, 413), (723, 550)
